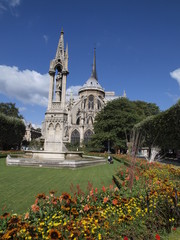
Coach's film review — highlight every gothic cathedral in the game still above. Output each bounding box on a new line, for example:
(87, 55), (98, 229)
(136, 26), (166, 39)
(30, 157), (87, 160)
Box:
(42, 29), (126, 147)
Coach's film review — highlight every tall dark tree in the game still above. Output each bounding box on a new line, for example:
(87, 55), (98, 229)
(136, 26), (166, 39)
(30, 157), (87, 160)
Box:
(134, 100), (180, 154)
(0, 103), (25, 150)
(91, 98), (160, 152)
(0, 103), (23, 119)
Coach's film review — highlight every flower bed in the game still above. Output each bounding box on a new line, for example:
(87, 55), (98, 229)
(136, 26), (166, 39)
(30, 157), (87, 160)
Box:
(0, 156), (180, 239)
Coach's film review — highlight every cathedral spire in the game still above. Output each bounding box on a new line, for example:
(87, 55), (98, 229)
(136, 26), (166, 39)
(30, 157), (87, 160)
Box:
(91, 48), (98, 80)
(55, 28), (64, 60)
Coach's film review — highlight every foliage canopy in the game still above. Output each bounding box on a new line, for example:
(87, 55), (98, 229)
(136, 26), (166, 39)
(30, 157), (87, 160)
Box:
(91, 98), (160, 152)
(0, 103), (25, 150)
(134, 100), (180, 151)
(0, 102), (23, 119)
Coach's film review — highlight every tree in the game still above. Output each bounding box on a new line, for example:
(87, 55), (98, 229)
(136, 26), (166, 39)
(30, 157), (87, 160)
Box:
(91, 98), (160, 153)
(134, 100), (180, 157)
(0, 103), (23, 119)
(0, 103), (25, 150)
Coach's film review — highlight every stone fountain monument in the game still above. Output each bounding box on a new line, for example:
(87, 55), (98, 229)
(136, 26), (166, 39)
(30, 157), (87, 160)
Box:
(6, 29), (106, 168)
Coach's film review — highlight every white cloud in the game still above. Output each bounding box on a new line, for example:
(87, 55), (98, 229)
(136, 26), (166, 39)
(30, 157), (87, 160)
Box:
(0, 0), (21, 15)
(31, 123), (42, 129)
(170, 68), (180, 87)
(8, 0), (21, 7)
(165, 92), (179, 102)
(0, 3), (7, 11)
(0, 65), (49, 107)
(19, 106), (27, 112)
(66, 85), (82, 96)
(43, 34), (48, 44)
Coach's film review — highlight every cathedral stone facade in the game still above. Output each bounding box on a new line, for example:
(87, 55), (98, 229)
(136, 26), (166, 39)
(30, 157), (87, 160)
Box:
(42, 29), (126, 147)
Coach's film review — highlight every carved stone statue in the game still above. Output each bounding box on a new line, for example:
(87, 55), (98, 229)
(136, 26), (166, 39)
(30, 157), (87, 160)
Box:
(55, 72), (62, 101)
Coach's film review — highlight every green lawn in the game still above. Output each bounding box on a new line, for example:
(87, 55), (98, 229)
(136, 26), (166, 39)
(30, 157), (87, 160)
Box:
(0, 158), (121, 214)
(165, 227), (180, 240)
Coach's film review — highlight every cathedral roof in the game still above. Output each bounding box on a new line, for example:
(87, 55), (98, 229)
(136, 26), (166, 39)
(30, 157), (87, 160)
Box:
(78, 49), (105, 94)
(80, 76), (104, 90)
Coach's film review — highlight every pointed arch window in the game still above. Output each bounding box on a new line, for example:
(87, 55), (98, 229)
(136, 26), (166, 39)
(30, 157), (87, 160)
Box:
(88, 95), (94, 109)
(48, 123), (54, 135)
(76, 117), (80, 125)
(84, 129), (93, 144)
(71, 129), (80, 145)
(55, 123), (61, 140)
(97, 99), (101, 110)
(84, 99), (87, 109)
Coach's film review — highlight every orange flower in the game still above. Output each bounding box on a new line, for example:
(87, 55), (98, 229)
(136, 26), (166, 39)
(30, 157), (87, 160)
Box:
(90, 188), (94, 196)
(36, 193), (46, 199)
(59, 192), (71, 203)
(84, 204), (90, 212)
(135, 175), (139, 181)
(8, 216), (20, 224)
(103, 197), (109, 203)
(31, 204), (39, 213)
(112, 198), (118, 205)
(61, 192), (71, 200)
(52, 200), (57, 205)
(3, 228), (17, 238)
(49, 190), (57, 196)
(61, 206), (70, 211)
(114, 187), (119, 192)
(48, 228), (61, 240)
(71, 208), (79, 216)
(125, 175), (130, 181)
(24, 212), (29, 220)
(0, 212), (10, 219)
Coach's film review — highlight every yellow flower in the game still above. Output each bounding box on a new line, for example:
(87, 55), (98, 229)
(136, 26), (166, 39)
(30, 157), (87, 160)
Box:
(98, 233), (102, 239)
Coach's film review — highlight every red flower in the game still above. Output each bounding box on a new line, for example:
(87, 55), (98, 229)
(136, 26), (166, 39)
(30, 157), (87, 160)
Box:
(172, 227), (176, 231)
(95, 188), (98, 194)
(155, 234), (160, 240)
(124, 237), (128, 240)
(102, 186), (106, 192)
(52, 200), (57, 205)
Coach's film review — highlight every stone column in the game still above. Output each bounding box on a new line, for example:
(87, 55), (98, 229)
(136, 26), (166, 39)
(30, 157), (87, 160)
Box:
(61, 72), (67, 109)
(80, 126), (84, 147)
(47, 73), (55, 110)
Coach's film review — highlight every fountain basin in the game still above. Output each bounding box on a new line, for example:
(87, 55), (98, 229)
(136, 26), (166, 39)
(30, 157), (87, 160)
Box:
(6, 152), (106, 168)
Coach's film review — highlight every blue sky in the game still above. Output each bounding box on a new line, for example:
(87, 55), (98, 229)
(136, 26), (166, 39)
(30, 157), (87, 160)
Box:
(0, 0), (180, 127)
